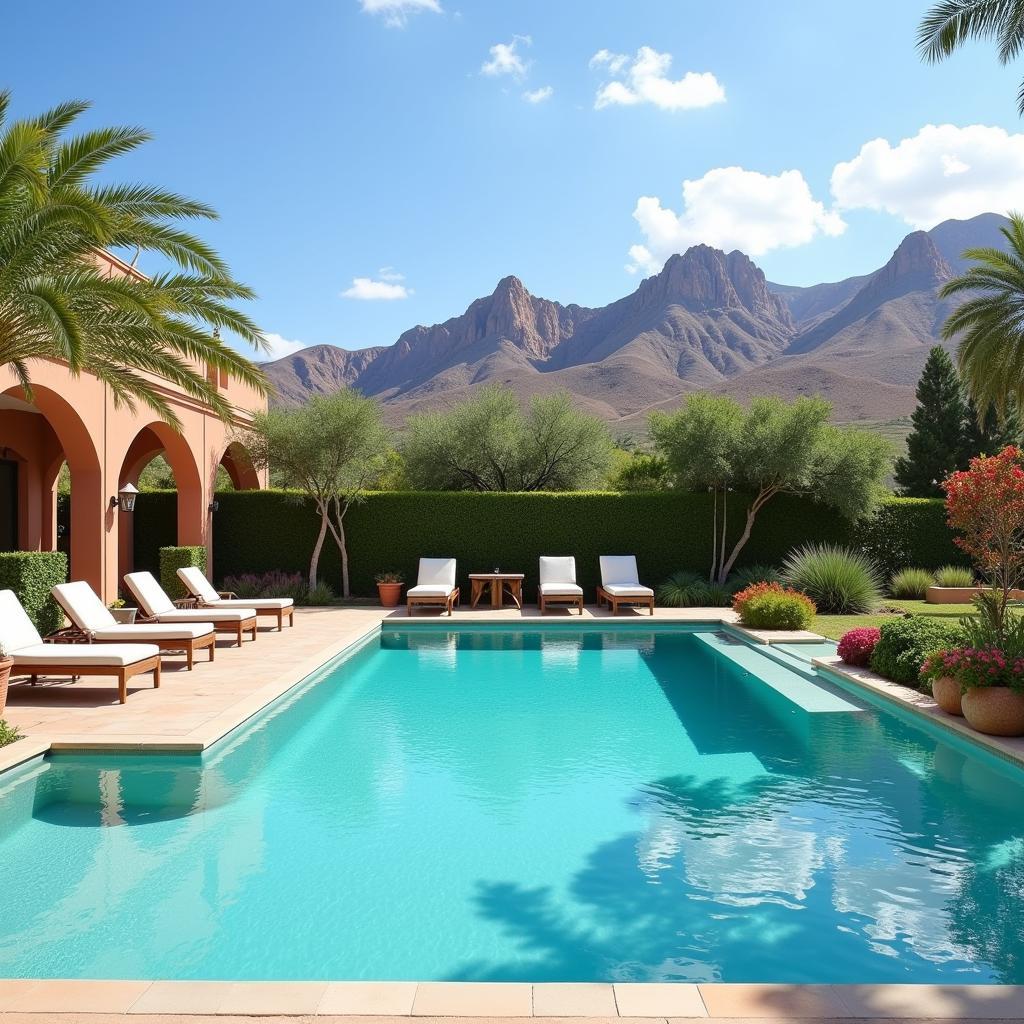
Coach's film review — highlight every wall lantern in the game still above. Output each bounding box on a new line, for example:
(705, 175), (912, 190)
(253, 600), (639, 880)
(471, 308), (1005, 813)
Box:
(208, 500), (220, 514)
(111, 483), (139, 512)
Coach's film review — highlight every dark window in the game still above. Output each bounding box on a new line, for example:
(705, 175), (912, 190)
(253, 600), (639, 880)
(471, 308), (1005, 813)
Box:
(0, 460), (17, 552)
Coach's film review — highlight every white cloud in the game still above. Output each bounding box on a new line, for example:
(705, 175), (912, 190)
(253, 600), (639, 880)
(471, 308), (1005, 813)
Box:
(341, 274), (411, 300)
(359, 0), (441, 27)
(627, 166), (846, 273)
(591, 46), (725, 111)
(522, 85), (553, 104)
(831, 123), (1024, 228)
(482, 36), (531, 78)
(261, 333), (308, 361)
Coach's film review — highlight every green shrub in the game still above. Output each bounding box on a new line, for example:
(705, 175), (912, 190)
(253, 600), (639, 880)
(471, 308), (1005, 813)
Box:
(0, 551), (68, 635)
(727, 564), (782, 593)
(656, 572), (731, 607)
(0, 720), (20, 748)
(869, 616), (966, 686)
(890, 567), (935, 599)
(734, 582), (817, 629)
(159, 546), (207, 601)
(303, 581), (336, 606)
(135, 490), (966, 599)
(935, 564), (974, 588)
(782, 543), (883, 613)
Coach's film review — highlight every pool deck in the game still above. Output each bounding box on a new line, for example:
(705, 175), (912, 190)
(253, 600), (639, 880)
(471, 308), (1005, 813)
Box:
(2, 606), (1024, 1022)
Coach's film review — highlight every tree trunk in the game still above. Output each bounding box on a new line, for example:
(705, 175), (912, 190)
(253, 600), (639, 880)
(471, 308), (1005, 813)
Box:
(709, 487), (718, 583)
(326, 496), (351, 598)
(718, 489), (773, 583)
(309, 504), (329, 592)
(717, 488), (729, 583)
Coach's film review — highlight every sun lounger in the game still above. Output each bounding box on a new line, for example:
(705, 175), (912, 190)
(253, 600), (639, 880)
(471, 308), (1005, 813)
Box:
(0, 589), (161, 704)
(123, 572), (258, 646)
(176, 566), (294, 630)
(406, 558), (460, 615)
(538, 556), (584, 614)
(597, 555), (655, 615)
(52, 581), (216, 669)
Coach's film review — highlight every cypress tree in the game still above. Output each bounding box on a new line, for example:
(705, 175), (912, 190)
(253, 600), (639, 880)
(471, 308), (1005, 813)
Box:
(961, 397), (1021, 461)
(894, 346), (968, 496)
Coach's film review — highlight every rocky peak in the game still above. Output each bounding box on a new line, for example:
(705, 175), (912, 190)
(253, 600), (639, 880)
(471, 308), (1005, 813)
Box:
(851, 231), (953, 307)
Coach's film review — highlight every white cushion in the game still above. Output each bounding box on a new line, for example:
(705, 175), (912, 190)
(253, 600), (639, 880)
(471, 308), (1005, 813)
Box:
(407, 584), (454, 597)
(0, 590), (43, 652)
(92, 623), (214, 641)
(539, 556), (576, 586)
(417, 558), (456, 588)
(601, 583), (654, 597)
(124, 572), (174, 617)
(52, 581), (116, 632)
(177, 566), (220, 604)
(152, 608), (256, 623)
(213, 597), (293, 610)
(600, 555), (642, 587)
(539, 582), (583, 596)
(12, 642), (159, 667)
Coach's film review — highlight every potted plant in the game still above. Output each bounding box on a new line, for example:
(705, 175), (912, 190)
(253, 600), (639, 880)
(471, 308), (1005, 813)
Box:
(108, 597), (137, 624)
(920, 649), (964, 716)
(375, 570), (405, 608)
(0, 641), (12, 717)
(952, 646), (1024, 737)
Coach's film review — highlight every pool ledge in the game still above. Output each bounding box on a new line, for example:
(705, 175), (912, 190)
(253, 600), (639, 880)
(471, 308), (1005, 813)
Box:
(814, 655), (1024, 770)
(1, 979), (1023, 1018)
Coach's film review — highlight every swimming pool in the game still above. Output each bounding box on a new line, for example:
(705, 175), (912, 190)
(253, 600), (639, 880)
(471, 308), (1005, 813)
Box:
(0, 624), (1022, 983)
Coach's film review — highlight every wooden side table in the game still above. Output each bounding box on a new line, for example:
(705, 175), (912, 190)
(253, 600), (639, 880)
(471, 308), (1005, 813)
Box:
(469, 572), (525, 609)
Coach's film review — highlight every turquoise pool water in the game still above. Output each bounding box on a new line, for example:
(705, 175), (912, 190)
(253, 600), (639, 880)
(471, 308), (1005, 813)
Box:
(0, 625), (1022, 983)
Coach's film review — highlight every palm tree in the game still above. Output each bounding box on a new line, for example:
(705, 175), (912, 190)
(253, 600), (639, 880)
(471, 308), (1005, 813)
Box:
(918, 0), (1024, 114)
(940, 212), (1024, 417)
(0, 91), (267, 427)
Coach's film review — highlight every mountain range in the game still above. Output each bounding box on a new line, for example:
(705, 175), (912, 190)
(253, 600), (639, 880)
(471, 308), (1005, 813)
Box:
(264, 212), (1008, 430)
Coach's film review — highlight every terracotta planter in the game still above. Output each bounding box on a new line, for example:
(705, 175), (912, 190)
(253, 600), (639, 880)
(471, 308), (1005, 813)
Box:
(925, 585), (1024, 605)
(0, 657), (12, 716)
(377, 582), (403, 608)
(962, 686), (1024, 737)
(931, 675), (963, 717)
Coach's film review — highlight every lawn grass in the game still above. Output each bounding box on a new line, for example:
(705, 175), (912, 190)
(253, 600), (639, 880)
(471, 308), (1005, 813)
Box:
(813, 599), (976, 641)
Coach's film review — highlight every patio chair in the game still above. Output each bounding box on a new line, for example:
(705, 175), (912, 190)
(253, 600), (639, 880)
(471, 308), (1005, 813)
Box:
(406, 558), (460, 616)
(0, 589), (161, 704)
(123, 572), (258, 646)
(597, 555), (655, 615)
(538, 556), (584, 615)
(176, 566), (295, 630)
(52, 581), (216, 670)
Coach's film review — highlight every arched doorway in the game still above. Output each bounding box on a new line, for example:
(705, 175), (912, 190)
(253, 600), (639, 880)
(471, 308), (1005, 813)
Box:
(117, 423), (204, 584)
(0, 386), (103, 588)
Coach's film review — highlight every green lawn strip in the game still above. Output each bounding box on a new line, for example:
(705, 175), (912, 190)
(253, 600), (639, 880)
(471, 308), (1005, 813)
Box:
(812, 600), (976, 641)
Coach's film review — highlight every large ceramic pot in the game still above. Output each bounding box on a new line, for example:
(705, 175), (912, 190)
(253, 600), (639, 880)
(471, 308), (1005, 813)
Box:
(931, 675), (963, 717)
(962, 686), (1024, 737)
(377, 582), (403, 608)
(0, 657), (12, 716)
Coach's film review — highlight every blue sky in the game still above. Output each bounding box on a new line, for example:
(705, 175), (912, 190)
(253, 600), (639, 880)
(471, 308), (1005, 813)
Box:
(5, 0), (1024, 358)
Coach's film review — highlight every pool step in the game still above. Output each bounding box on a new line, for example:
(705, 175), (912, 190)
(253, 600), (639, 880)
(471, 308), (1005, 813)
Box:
(695, 632), (860, 714)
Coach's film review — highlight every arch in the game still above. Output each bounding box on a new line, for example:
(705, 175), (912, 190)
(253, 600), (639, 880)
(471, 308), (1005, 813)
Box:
(218, 441), (261, 491)
(115, 422), (206, 583)
(2, 384), (103, 590)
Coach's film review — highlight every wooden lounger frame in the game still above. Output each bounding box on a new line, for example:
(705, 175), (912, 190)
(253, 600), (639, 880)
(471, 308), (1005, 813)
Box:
(142, 607), (257, 647)
(538, 589), (584, 615)
(407, 587), (460, 616)
(213, 591), (294, 630)
(19, 654), (162, 705)
(596, 586), (655, 615)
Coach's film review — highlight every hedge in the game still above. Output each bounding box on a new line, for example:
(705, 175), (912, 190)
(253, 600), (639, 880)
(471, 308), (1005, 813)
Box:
(159, 546), (206, 601)
(132, 490), (967, 599)
(0, 551), (68, 635)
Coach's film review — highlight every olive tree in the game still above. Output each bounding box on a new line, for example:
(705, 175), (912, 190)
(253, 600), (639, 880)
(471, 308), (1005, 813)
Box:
(401, 385), (615, 491)
(245, 391), (391, 596)
(650, 394), (891, 583)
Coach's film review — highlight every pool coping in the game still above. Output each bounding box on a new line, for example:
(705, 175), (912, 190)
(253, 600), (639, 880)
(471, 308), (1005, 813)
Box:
(3, 610), (1024, 1017)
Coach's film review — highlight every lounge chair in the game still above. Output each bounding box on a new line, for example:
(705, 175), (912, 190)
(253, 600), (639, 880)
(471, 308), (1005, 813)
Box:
(0, 589), (161, 704)
(538, 556), (584, 615)
(123, 571), (258, 646)
(406, 558), (460, 616)
(52, 581), (216, 670)
(597, 555), (655, 615)
(176, 566), (295, 630)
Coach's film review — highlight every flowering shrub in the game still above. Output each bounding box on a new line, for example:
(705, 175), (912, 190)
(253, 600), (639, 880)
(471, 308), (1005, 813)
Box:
(925, 646), (1024, 693)
(732, 582), (816, 630)
(222, 570), (307, 602)
(838, 627), (881, 667)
